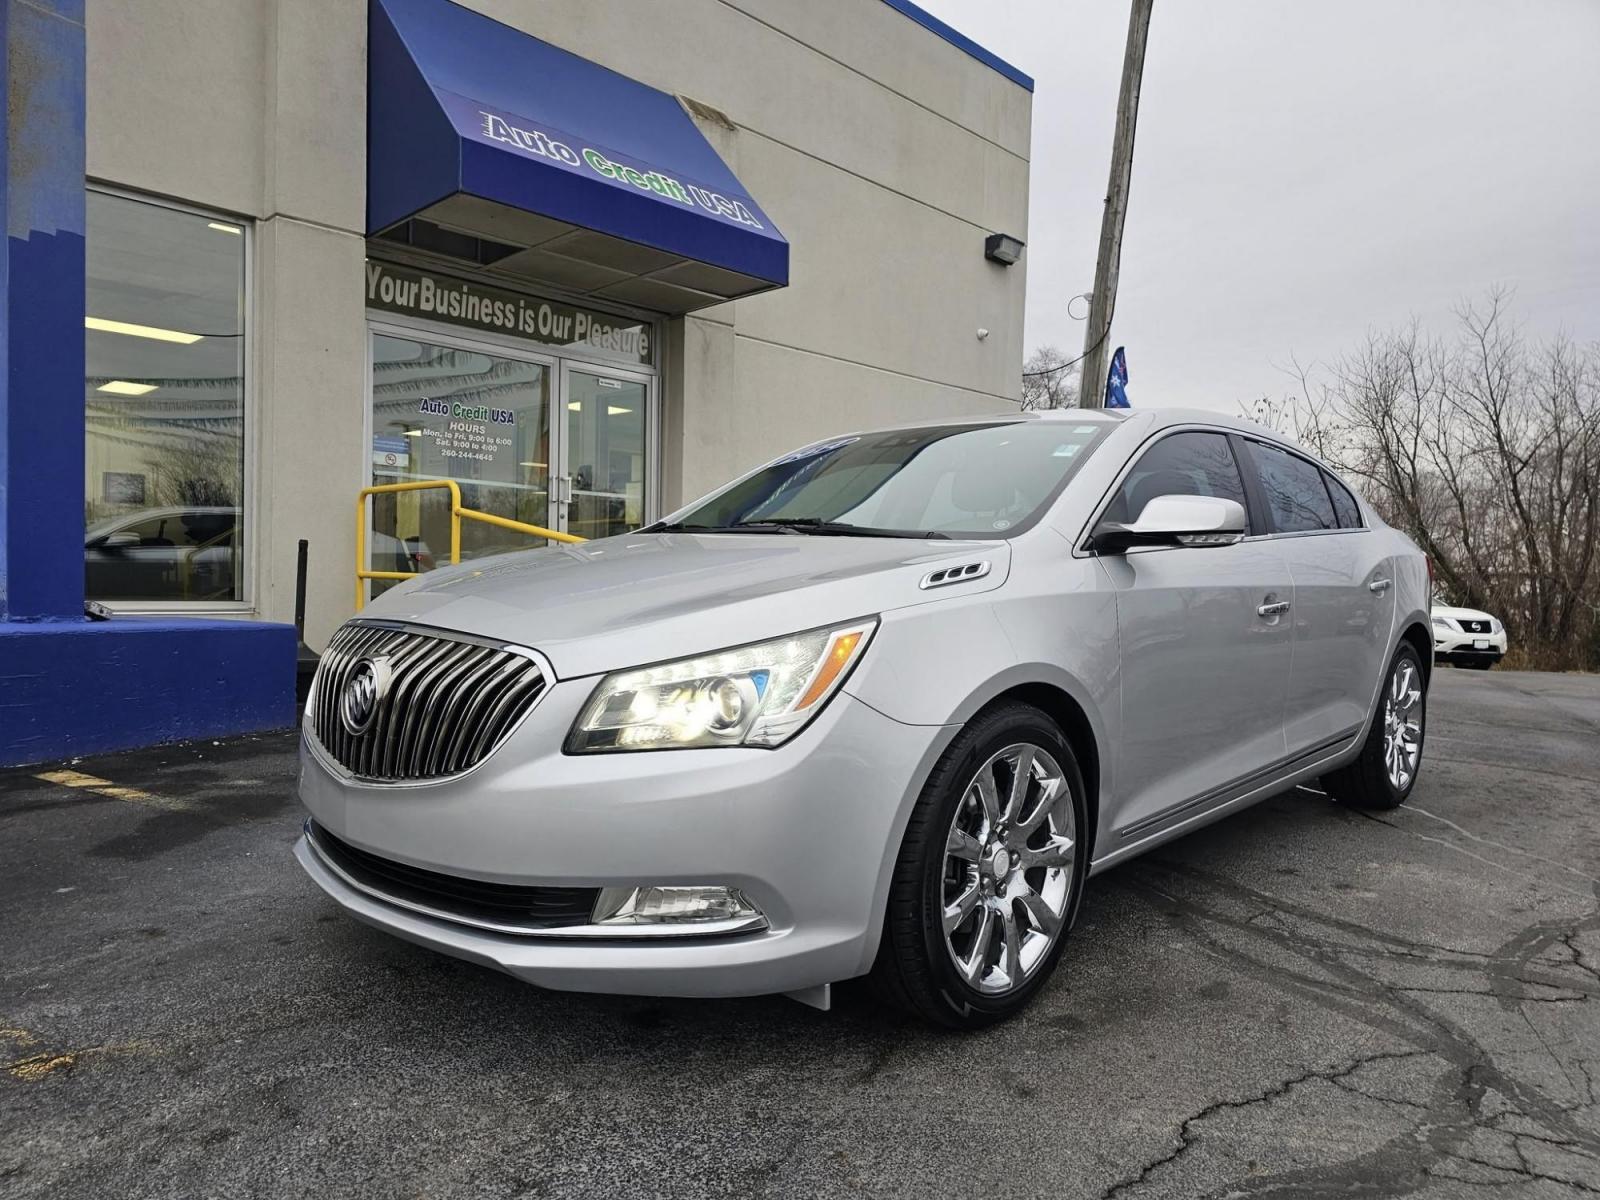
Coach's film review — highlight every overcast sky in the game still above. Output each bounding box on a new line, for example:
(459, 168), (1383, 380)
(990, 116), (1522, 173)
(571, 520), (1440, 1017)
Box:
(916, 0), (1600, 413)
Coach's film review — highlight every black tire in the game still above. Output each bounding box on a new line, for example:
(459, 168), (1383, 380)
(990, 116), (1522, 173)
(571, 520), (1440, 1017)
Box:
(870, 702), (1088, 1029)
(1323, 642), (1427, 810)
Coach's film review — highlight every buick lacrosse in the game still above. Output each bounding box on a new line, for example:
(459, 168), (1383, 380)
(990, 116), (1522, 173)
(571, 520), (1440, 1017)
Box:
(297, 408), (1430, 1027)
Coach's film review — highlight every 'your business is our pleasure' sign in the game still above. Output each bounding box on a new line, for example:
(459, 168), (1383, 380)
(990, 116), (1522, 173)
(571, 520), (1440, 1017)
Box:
(365, 260), (654, 367)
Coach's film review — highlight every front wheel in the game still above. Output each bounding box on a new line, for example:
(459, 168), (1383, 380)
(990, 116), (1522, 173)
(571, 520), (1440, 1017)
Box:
(1323, 643), (1427, 810)
(870, 703), (1088, 1029)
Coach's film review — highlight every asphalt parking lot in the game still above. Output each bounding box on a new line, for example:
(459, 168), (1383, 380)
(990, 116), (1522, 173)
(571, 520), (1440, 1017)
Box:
(3, 668), (1598, 1199)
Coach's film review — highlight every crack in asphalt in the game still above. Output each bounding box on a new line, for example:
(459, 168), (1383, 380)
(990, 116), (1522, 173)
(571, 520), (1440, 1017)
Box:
(1097, 1051), (1430, 1199)
(1422, 751), (1600, 788)
(1347, 809), (1597, 899)
(1090, 847), (1600, 1197)
(1404, 804), (1600, 888)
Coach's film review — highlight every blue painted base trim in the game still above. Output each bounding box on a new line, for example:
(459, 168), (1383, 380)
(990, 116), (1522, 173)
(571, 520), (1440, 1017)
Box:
(0, 617), (299, 767)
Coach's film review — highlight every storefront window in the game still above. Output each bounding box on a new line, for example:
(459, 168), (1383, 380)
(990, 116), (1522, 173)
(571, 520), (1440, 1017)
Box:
(84, 192), (247, 603)
(370, 333), (552, 592)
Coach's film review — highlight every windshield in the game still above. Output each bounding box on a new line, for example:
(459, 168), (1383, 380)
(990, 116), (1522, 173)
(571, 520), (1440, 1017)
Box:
(660, 421), (1108, 538)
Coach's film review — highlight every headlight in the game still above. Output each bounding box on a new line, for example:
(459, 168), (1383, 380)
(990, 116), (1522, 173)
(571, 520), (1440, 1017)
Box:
(1431, 617), (1453, 632)
(568, 619), (877, 752)
(1489, 617), (1503, 634)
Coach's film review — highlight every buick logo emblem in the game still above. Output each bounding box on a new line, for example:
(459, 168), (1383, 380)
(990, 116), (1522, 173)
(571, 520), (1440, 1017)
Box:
(340, 656), (393, 736)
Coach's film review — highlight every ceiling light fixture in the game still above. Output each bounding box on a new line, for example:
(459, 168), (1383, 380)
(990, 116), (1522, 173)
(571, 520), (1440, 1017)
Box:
(85, 316), (203, 345)
(207, 222), (243, 235)
(96, 380), (158, 396)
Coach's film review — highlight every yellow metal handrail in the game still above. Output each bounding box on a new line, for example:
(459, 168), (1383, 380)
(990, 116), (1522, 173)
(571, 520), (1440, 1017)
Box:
(356, 479), (584, 610)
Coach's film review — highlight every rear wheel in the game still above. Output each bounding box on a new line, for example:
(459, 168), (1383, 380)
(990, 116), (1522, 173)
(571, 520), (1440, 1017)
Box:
(1323, 643), (1426, 810)
(871, 703), (1087, 1029)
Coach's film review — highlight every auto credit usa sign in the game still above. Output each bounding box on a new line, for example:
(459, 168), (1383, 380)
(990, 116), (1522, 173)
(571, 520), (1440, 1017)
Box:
(436, 92), (772, 233)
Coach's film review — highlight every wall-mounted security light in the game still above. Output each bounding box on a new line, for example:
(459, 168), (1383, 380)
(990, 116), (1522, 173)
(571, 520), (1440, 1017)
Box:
(984, 233), (1024, 266)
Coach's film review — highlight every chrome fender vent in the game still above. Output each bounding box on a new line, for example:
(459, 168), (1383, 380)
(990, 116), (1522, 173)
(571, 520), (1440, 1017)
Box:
(919, 561), (993, 590)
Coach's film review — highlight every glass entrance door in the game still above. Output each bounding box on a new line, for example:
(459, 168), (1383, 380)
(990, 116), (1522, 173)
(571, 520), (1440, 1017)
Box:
(369, 331), (553, 591)
(561, 365), (649, 540)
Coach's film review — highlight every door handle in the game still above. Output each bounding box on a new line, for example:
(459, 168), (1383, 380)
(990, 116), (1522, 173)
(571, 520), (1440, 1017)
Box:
(1257, 600), (1291, 617)
(1369, 578), (1392, 594)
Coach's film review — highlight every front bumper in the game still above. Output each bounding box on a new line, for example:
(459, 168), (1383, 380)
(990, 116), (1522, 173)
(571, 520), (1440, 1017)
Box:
(294, 680), (952, 999)
(1433, 628), (1507, 664)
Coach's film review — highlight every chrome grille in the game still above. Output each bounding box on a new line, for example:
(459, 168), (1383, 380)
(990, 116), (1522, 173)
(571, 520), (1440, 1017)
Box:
(309, 622), (547, 782)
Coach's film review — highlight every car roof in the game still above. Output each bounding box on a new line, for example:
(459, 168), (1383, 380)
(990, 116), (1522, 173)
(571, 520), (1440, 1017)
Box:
(837, 405), (1281, 442)
(86, 505), (238, 539)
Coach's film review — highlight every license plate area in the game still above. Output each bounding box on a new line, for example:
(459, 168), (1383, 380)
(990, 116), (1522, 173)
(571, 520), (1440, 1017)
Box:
(1473, 639), (1490, 650)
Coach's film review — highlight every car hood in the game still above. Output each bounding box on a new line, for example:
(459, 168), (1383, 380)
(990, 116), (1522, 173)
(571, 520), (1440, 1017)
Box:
(1433, 605), (1495, 622)
(361, 532), (1009, 678)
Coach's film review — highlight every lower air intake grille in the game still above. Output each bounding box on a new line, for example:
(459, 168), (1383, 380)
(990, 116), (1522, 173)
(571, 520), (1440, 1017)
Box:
(308, 822), (598, 930)
(310, 621), (546, 782)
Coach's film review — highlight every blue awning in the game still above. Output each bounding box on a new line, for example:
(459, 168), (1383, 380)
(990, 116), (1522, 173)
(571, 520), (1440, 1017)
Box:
(368, 0), (788, 312)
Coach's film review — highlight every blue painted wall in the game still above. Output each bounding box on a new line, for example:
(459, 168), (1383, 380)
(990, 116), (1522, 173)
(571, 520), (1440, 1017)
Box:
(0, 619), (299, 765)
(2, 0), (87, 622)
(0, 0), (297, 767)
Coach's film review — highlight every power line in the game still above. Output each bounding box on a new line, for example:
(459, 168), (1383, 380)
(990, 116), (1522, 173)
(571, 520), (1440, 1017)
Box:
(1021, 299), (1116, 378)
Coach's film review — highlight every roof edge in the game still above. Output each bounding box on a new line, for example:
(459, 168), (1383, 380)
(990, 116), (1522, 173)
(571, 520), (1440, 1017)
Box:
(879, 0), (1034, 92)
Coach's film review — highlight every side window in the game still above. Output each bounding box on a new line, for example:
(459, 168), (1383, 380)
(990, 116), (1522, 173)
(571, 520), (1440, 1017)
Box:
(1324, 470), (1362, 528)
(1104, 431), (1249, 528)
(1248, 442), (1337, 533)
(121, 514), (191, 547)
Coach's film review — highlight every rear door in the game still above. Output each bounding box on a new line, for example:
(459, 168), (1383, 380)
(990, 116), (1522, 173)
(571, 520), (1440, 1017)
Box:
(1097, 429), (1293, 841)
(1238, 439), (1396, 757)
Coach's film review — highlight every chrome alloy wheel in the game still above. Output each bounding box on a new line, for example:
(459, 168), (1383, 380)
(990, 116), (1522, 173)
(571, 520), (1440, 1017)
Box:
(1382, 658), (1424, 790)
(941, 743), (1076, 995)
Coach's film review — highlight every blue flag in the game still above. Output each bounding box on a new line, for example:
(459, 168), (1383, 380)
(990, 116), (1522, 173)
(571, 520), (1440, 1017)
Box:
(1104, 346), (1130, 408)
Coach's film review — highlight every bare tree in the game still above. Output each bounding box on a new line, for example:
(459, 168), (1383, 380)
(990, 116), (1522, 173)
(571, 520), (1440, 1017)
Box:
(1022, 345), (1080, 410)
(1282, 292), (1600, 671)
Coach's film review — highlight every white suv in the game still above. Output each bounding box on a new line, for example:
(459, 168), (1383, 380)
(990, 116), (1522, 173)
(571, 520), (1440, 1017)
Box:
(1432, 604), (1506, 669)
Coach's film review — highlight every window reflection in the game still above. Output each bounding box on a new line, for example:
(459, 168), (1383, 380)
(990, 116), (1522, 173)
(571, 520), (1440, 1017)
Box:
(369, 334), (551, 595)
(1250, 442), (1337, 533)
(84, 193), (246, 602)
(1105, 432), (1248, 528)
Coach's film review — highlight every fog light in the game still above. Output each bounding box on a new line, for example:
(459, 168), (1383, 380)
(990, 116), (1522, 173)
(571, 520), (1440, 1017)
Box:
(591, 885), (765, 928)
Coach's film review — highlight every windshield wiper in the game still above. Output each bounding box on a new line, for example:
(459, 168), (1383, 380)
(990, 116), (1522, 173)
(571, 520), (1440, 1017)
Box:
(731, 518), (947, 539)
(648, 521), (722, 533)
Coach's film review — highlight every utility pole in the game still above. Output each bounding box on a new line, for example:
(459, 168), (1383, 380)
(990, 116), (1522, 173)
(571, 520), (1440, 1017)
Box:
(1079, 0), (1153, 408)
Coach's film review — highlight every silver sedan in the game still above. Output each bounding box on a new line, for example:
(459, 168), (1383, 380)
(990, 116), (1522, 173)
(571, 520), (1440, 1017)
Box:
(296, 408), (1430, 1028)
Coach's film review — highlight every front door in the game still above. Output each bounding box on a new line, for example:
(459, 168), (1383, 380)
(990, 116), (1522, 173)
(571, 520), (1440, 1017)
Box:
(366, 329), (654, 600)
(368, 330), (554, 593)
(559, 364), (650, 540)
(1096, 429), (1294, 842)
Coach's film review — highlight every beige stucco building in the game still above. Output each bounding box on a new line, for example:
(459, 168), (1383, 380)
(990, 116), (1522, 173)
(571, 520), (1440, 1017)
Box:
(82, 0), (1033, 647)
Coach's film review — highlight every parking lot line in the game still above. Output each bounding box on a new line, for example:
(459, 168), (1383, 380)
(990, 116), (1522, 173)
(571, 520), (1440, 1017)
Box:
(31, 770), (192, 813)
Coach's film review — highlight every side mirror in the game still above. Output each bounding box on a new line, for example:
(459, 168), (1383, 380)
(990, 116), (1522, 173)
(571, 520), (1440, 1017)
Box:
(89, 530), (139, 551)
(1090, 495), (1247, 554)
